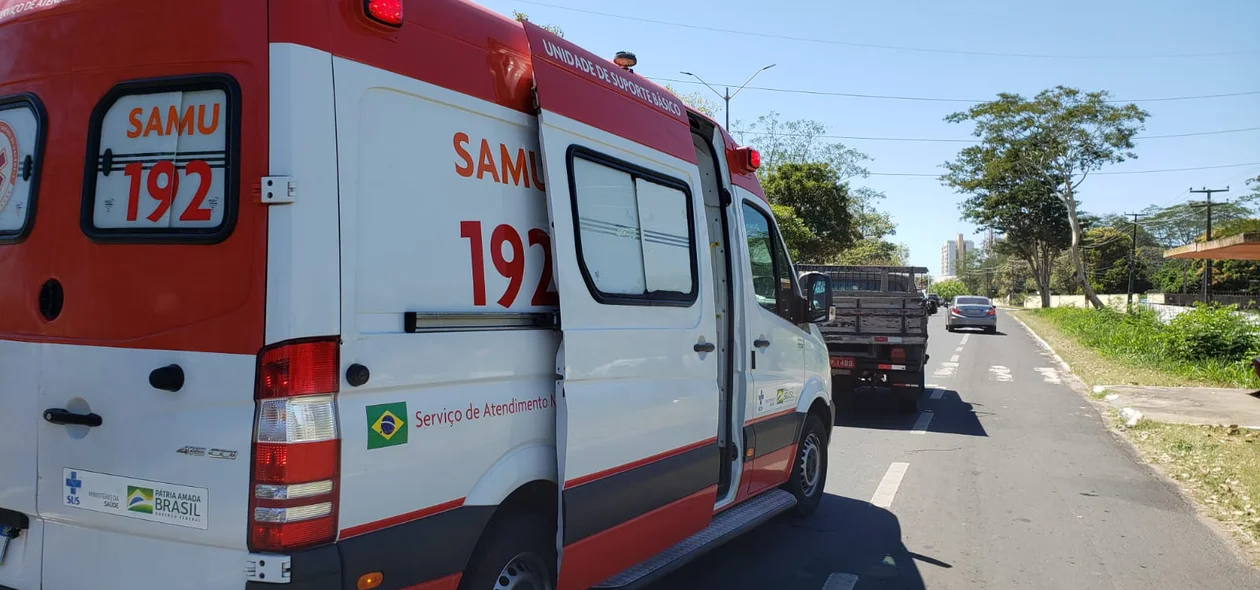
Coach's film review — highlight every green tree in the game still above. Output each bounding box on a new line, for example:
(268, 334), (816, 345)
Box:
(949, 166), (1071, 307)
(769, 204), (816, 262)
(1082, 226), (1151, 294)
(511, 11), (563, 36)
(1140, 200), (1256, 248)
(932, 279), (969, 303)
(831, 239), (909, 266)
(943, 86), (1149, 309)
(761, 162), (857, 261)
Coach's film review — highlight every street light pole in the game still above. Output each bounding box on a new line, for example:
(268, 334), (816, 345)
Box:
(679, 64), (775, 131)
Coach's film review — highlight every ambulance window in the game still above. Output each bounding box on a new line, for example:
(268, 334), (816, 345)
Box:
(80, 76), (239, 243)
(742, 201), (795, 319)
(568, 149), (697, 305)
(0, 95), (46, 244)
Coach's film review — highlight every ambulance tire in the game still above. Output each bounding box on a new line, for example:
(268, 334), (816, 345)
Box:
(458, 509), (557, 590)
(784, 414), (828, 517)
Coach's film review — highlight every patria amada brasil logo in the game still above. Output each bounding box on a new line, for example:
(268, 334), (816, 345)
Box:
(366, 402), (408, 449)
(126, 486), (154, 514)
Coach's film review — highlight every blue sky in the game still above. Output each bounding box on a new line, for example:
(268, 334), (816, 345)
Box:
(481, 0), (1260, 275)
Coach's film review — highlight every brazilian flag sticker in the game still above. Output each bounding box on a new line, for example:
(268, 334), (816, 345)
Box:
(367, 402), (408, 449)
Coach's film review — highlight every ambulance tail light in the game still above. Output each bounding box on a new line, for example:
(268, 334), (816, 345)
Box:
(249, 338), (342, 552)
(365, 0), (403, 26)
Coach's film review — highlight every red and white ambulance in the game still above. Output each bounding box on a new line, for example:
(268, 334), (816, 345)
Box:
(0, 1), (838, 589)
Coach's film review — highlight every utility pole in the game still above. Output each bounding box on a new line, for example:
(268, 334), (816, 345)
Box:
(1123, 212), (1147, 309)
(1189, 186), (1229, 303)
(680, 65), (775, 131)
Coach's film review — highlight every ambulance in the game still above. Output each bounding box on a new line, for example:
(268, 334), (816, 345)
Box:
(0, 1), (839, 589)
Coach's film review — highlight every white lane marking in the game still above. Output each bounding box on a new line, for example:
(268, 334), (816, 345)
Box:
(926, 383), (942, 388)
(1035, 367), (1062, 384)
(949, 354), (960, 362)
(989, 365), (1013, 382)
(955, 346), (965, 352)
(930, 388), (945, 400)
(822, 573), (860, 590)
(911, 410), (934, 434)
(960, 334), (971, 345)
(941, 362), (958, 367)
(871, 462), (910, 508)
(933, 366), (956, 377)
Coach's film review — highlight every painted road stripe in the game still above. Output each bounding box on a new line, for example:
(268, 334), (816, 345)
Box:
(989, 365), (1013, 382)
(871, 462), (910, 508)
(949, 354), (960, 362)
(960, 334), (971, 345)
(930, 388), (945, 400)
(911, 410), (934, 434)
(822, 572), (860, 590)
(955, 346), (964, 352)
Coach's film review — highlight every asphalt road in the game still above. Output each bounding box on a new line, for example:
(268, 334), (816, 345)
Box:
(647, 309), (1260, 589)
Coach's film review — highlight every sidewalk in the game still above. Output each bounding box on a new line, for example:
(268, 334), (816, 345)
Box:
(1098, 384), (1260, 429)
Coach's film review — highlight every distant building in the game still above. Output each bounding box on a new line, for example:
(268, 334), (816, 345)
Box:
(940, 234), (974, 276)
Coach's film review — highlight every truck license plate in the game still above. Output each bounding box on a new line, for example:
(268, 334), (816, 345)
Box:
(830, 356), (855, 369)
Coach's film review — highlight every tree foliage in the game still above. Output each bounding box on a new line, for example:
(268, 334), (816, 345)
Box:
(831, 238), (910, 266)
(932, 279), (969, 302)
(737, 111), (899, 261)
(663, 84), (718, 118)
(769, 204), (816, 262)
(511, 11), (563, 36)
(943, 86), (1149, 309)
(761, 162), (857, 261)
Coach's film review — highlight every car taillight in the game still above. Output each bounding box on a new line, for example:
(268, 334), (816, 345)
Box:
(986, 307), (996, 316)
(890, 347), (906, 362)
(365, 0), (403, 26)
(249, 338), (341, 552)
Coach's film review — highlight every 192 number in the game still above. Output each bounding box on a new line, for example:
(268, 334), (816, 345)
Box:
(123, 160), (214, 223)
(461, 221), (558, 308)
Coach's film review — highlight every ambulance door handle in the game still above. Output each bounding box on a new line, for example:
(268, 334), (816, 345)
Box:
(753, 338), (771, 349)
(694, 342), (716, 353)
(43, 408), (103, 428)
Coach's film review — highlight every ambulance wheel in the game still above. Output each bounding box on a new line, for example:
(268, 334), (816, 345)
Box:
(458, 509), (556, 590)
(785, 414), (828, 517)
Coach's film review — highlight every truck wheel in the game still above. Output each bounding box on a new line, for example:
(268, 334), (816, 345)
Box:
(458, 509), (556, 590)
(784, 414), (828, 517)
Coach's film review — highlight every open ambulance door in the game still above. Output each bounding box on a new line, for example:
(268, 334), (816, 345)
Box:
(522, 23), (722, 589)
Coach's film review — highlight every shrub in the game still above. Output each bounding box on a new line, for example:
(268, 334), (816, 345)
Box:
(1161, 304), (1260, 361)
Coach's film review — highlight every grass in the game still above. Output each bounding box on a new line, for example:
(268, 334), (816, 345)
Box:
(1016, 307), (1260, 389)
(1125, 421), (1260, 562)
(1013, 310), (1212, 387)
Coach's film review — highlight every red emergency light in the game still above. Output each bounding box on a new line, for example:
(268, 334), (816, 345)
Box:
(732, 146), (760, 174)
(365, 0), (403, 26)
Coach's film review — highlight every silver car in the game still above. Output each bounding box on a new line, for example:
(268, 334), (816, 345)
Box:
(946, 296), (997, 333)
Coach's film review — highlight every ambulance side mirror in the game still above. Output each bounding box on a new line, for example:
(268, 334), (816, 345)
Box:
(799, 272), (833, 324)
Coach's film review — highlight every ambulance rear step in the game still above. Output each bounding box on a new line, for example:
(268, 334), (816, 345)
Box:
(592, 489), (797, 589)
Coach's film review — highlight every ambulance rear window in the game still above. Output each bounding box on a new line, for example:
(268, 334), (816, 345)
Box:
(0, 94), (46, 244)
(80, 76), (239, 243)
(567, 147), (698, 306)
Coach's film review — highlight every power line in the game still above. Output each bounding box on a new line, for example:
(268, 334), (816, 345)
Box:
(862, 162), (1260, 178)
(515, 0), (1258, 59)
(728, 126), (1260, 144)
(654, 77), (1260, 104)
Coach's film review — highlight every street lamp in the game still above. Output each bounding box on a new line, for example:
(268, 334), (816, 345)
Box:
(679, 64), (775, 130)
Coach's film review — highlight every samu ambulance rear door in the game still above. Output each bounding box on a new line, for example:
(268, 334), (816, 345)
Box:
(521, 23), (721, 588)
